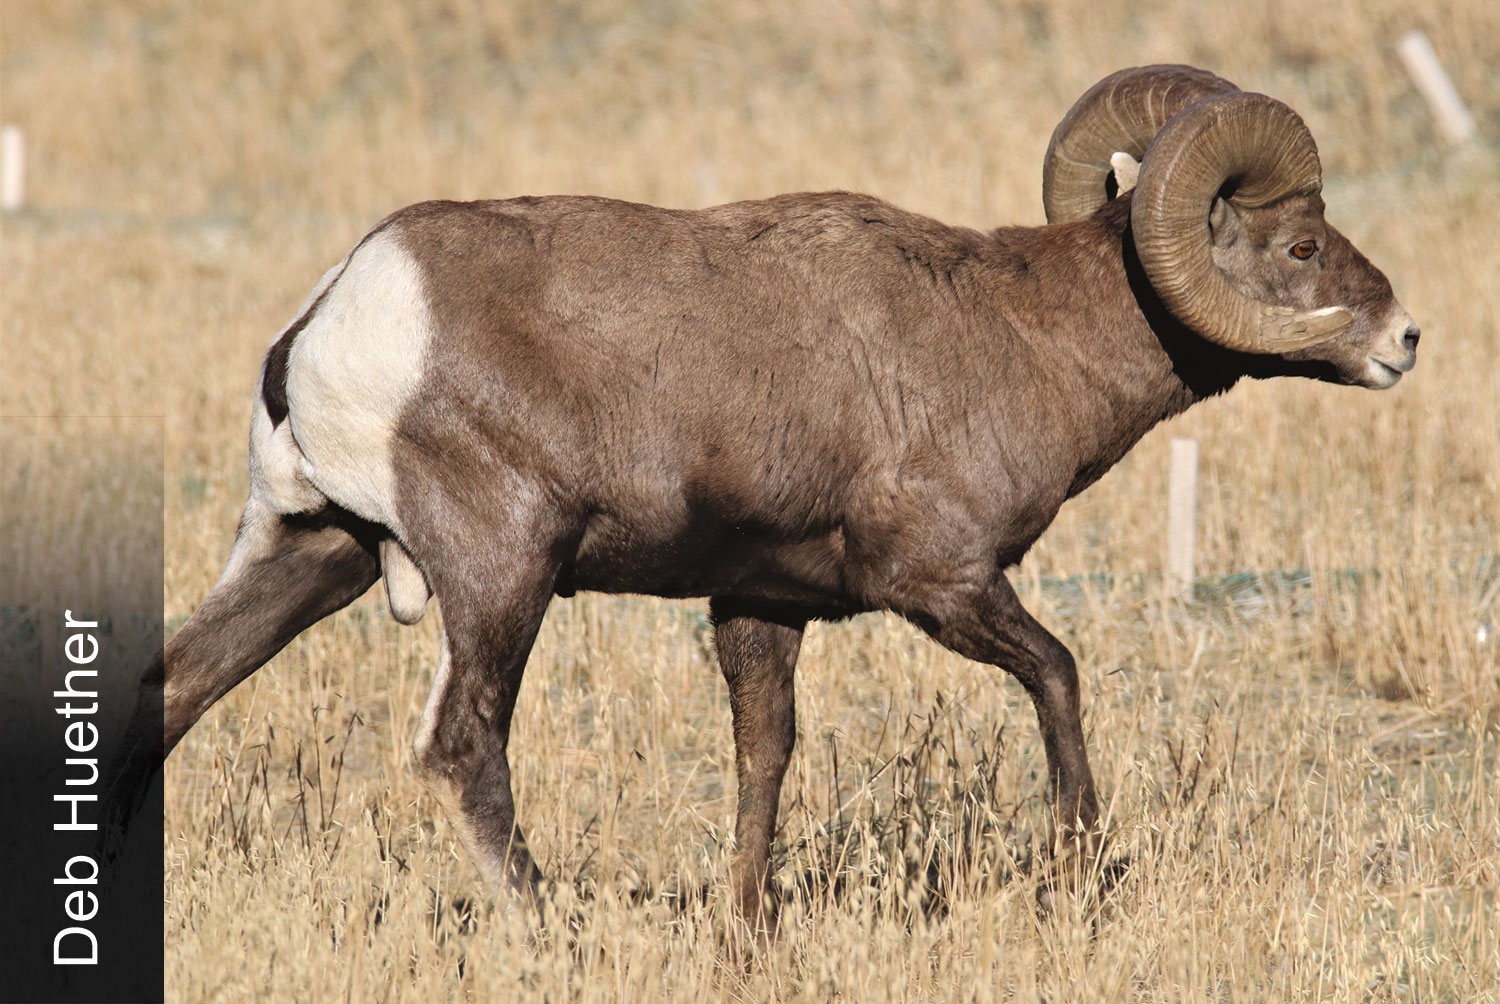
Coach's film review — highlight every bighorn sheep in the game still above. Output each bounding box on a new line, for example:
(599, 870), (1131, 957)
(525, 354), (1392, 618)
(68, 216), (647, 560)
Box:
(108, 65), (1418, 931)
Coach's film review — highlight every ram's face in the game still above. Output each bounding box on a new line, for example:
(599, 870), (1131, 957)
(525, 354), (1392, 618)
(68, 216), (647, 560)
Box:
(1213, 195), (1419, 388)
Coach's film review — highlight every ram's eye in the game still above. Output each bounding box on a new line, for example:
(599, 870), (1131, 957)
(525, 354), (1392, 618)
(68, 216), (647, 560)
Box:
(1289, 240), (1317, 260)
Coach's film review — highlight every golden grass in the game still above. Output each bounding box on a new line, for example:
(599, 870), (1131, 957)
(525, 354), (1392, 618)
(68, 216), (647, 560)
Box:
(3, 1), (1497, 999)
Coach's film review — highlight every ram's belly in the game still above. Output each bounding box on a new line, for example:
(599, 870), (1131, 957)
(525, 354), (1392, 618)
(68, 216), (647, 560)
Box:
(560, 511), (850, 606)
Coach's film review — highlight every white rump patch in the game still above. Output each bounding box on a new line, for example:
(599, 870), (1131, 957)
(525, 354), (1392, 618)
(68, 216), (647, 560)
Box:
(273, 258), (348, 347)
(248, 390), (325, 517)
(227, 371), (330, 581)
(240, 251), (354, 532)
(284, 229), (433, 537)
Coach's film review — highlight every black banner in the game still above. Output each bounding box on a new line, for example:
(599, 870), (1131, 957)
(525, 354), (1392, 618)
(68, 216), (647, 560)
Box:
(1, 418), (165, 1003)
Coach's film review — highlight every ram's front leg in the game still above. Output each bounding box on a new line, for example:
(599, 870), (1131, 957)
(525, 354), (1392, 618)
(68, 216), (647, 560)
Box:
(920, 573), (1102, 869)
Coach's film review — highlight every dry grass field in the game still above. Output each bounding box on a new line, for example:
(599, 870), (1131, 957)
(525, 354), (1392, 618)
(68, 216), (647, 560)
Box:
(3, 1), (1498, 1000)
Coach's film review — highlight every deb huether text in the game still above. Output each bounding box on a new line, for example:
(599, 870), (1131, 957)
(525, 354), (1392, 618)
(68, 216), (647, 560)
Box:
(53, 610), (103, 966)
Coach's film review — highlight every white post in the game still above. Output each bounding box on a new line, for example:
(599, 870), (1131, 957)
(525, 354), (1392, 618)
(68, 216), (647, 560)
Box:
(1, 126), (23, 211)
(1168, 437), (1199, 591)
(1396, 30), (1476, 144)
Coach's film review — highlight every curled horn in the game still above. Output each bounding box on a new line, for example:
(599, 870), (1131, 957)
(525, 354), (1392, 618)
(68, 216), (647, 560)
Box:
(1130, 92), (1352, 353)
(1042, 65), (1240, 225)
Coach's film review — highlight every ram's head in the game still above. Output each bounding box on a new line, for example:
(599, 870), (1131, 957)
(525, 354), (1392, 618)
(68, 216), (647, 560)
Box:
(1045, 64), (1418, 388)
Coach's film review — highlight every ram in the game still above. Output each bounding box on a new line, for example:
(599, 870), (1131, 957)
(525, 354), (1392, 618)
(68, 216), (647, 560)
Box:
(107, 65), (1417, 932)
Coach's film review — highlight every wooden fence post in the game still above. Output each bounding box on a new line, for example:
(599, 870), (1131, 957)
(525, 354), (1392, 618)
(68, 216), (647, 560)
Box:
(1168, 437), (1199, 592)
(1397, 30), (1476, 144)
(1, 126), (23, 211)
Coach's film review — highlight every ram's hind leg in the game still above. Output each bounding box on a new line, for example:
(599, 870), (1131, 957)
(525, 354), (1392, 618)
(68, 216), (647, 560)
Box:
(101, 500), (382, 859)
(161, 504), (383, 748)
(711, 598), (805, 937)
(410, 518), (560, 906)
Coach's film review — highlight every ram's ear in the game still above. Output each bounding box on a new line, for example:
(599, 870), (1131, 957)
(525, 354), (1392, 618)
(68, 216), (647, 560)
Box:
(1208, 194), (1241, 249)
(1109, 152), (1140, 195)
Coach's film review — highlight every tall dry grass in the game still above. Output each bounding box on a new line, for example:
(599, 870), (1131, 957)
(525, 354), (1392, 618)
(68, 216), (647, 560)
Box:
(3, 1), (1497, 999)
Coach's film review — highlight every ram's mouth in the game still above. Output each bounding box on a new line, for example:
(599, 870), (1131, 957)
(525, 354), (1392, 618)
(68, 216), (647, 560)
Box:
(1371, 353), (1416, 374)
(1363, 357), (1407, 388)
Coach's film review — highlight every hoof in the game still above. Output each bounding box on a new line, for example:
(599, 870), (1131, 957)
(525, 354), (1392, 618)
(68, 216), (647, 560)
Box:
(1035, 844), (1131, 917)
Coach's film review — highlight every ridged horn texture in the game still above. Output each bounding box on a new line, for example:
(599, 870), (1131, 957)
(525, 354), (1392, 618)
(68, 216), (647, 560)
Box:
(1043, 65), (1239, 225)
(1131, 92), (1353, 353)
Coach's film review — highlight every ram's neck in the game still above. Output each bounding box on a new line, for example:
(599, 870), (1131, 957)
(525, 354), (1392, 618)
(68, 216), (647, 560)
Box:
(983, 201), (1241, 503)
